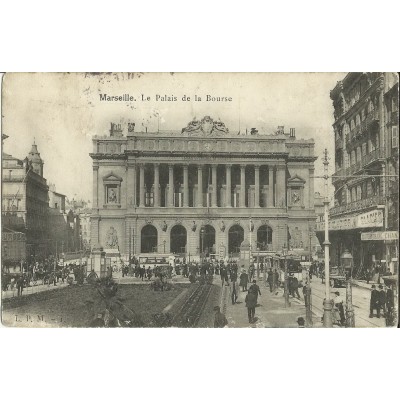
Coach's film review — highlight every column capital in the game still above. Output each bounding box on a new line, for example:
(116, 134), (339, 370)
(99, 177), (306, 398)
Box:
(225, 163), (232, 168)
(168, 164), (174, 170)
(197, 164), (204, 170)
(154, 162), (160, 168)
(240, 164), (246, 169)
(93, 165), (99, 171)
(183, 163), (189, 170)
(254, 165), (260, 170)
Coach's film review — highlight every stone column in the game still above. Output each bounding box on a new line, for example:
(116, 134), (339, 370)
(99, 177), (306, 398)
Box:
(139, 164), (145, 207)
(212, 164), (217, 207)
(168, 164), (174, 207)
(197, 165), (203, 207)
(183, 164), (189, 207)
(127, 164), (136, 208)
(254, 165), (260, 207)
(276, 165), (286, 208)
(268, 166), (274, 207)
(225, 164), (232, 207)
(93, 166), (99, 207)
(240, 164), (246, 207)
(154, 163), (160, 207)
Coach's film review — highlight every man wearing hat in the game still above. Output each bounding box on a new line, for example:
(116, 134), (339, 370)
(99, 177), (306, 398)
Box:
(297, 317), (305, 328)
(369, 284), (380, 318)
(213, 306), (228, 328)
(248, 280), (261, 304)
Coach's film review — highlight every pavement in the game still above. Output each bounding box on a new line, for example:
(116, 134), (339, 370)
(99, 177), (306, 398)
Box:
(222, 280), (323, 328)
(221, 274), (394, 328)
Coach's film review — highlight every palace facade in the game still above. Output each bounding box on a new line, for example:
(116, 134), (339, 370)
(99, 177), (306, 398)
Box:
(90, 117), (317, 260)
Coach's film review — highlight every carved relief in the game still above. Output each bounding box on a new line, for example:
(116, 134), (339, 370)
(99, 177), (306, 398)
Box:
(289, 227), (303, 249)
(106, 227), (118, 248)
(182, 116), (229, 136)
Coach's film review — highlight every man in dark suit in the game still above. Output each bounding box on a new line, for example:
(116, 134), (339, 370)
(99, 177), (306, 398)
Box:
(378, 284), (386, 318)
(267, 269), (274, 292)
(248, 280), (261, 304)
(245, 290), (257, 323)
(289, 275), (301, 299)
(369, 284), (380, 318)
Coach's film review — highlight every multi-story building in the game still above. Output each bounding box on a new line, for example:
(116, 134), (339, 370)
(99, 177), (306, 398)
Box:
(328, 72), (399, 274)
(2, 142), (49, 262)
(90, 117), (317, 260)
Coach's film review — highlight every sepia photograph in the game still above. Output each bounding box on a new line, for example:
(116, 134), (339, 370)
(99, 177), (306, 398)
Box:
(1, 72), (398, 328)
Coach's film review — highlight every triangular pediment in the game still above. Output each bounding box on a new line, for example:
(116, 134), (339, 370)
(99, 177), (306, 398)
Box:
(102, 171), (123, 182)
(287, 174), (306, 183)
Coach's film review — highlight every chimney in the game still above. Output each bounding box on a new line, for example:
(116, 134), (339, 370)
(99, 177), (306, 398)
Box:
(290, 128), (296, 138)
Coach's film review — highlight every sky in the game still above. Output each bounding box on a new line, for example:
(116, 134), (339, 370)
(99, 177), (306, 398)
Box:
(2, 72), (346, 201)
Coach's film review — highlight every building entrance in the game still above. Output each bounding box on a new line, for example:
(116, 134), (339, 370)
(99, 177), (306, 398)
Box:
(170, 225), (187, 254)
(200, 225), (215, 257)
(141, 225), (158, 253)
(228, 224), (244, 255)
(257, 225), (273, 250)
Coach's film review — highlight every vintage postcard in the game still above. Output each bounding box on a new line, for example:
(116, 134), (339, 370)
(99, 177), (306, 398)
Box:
(1, 72), (398, 328)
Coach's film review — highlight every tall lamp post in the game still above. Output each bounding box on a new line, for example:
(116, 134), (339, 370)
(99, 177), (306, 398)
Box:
(341, 249), (355, 327)
(282, 243), (290, 308)
(305, 230), (313, 327)
(322, 149), (333, 327)
(200, 226), (205, 265)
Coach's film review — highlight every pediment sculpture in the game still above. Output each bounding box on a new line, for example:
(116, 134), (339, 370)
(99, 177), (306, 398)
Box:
(181, 116), (229, 136)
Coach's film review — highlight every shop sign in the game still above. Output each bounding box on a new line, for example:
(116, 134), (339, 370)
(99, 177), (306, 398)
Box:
(361, 231), (399, 241)
(357, 210), (383, 228)
(316, 209), (384, 231)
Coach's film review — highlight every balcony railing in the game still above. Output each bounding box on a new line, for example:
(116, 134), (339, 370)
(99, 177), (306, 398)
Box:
(330, 194), (385, 216)
(339, 148), (385, 179)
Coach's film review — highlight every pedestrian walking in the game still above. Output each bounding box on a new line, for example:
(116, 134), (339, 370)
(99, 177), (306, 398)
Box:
(289, 274), (301, 299)
(239, 269), (249, 292)
(230, 280), (238, 305)
(273, 269), (279, 290)
(369, 284), (380, 318)
(213, 306), (228, 328)
(267, 269), (274, 292)
(245, 290), (257, 323)
(248, 280), (261, 304)
(16, 274), (24, 296)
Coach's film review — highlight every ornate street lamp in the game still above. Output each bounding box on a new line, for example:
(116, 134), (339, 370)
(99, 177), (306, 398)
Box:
(282, 243), (290, 308)
(341, 249), (355, 327)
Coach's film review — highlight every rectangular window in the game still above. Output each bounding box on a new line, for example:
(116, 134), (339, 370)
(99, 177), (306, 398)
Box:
(392, 126), (398, 148)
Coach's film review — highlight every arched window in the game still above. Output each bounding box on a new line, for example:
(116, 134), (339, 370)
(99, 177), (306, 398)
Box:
(170, 225), (187, 254)
(141, 225), (158, 253)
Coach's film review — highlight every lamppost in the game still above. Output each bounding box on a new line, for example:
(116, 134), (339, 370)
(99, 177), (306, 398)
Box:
(282, 243), (290, 308)
(322, 148), (333, 327)
(341, 249), (355, 327)
(305, 228), (313, 326)
(163, 240), (166, 253)
(200, 226), (205, 265)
